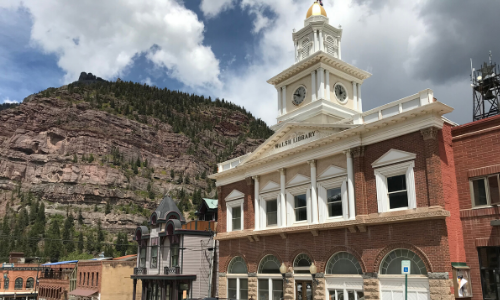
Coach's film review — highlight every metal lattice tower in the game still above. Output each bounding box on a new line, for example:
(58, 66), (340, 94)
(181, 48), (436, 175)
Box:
(471, 51), (500, 121)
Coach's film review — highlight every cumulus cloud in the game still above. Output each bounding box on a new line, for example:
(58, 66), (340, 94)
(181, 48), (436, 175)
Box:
(2, 97), (19, 104)
(200, 0), (235, 18)
(0, 0), (221, 88)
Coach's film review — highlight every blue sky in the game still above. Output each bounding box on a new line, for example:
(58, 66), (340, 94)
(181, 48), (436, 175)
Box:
(1, 0), (499, 125)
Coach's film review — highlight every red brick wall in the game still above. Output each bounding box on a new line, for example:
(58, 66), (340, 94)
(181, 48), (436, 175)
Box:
(452, 116), (500, 300)
(355, 131), (430, 215)
(77, 262), (103, 293)
(219, 219), (451, 274)
(217, 178), (255, 233)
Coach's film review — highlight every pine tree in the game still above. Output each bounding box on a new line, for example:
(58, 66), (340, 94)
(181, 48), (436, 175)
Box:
(78, 209), (84, 225)
(170, 169), (175, 179)
(88, 154), (94, 163)
(62, 215), (74, 253)
(184, 175), (190, 184)
(86, 232), (95, 253)
(73, 154), (78, 163)
(45, 219), (62, 262)
(78, 232), (84, 253)
(37, 202), (46, 225)
(105, 202), (111, 215)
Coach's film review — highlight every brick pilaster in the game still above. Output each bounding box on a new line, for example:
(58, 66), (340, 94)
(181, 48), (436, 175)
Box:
(421, 127), (445, 207)
(352, 146), (367, 215)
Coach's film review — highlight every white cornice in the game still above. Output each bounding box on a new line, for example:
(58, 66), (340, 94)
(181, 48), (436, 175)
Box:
(209, 102), (452, 185)
(275, 98), (359, 125)
(267, 51), (371, 86)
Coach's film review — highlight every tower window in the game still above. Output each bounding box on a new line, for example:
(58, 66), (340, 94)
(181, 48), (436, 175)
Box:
(325, 36), (338, 57)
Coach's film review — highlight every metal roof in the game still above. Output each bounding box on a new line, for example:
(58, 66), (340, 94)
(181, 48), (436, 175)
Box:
(42, 260), (78, 266)
(202, 198), (218, 209)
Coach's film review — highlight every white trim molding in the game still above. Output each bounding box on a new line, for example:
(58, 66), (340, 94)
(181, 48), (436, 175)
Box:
(226, 197), (244, 232)
(374, 161), (417, 213)
(319, 165), (347, 179)
(226, 189), (245, 201)
(317, 177), (348, 223)
(261, 181), (280, 193)
(372, 149), (417, 168)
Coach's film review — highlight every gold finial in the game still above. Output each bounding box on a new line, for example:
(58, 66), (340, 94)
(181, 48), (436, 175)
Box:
(306, 1), (327, 18)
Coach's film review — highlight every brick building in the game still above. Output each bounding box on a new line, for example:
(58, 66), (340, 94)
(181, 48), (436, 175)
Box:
(452, 114), (500, 300)
(209, 2), (468, 300)
(38, 261), (77, 300)
(69, 258), (141, 300)
(0, 253), (41, 300)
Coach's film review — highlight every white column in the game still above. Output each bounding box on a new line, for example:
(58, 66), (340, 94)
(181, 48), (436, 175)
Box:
(277, 88), (282, 116)
(253, 176), (260, 230)
(345, 150), (356, 220)
(279, 168), (286, 227)
(318, 67), (325, 100)
(314, 30), (318, 52)
(357, 84), (363, 112)
(338, 41), (342, 59)
(352, 82), (358, 110)
(311, 71), (316, 102)
(281, 86), (287, 115)
(325, 70), (330, 100)
(319, 30), (324, 52)
(309, 160), (318, 224)
(293, 41), (298, 62)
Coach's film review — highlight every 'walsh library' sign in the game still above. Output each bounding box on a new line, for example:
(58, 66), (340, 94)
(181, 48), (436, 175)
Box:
(275, 131), (317, 149)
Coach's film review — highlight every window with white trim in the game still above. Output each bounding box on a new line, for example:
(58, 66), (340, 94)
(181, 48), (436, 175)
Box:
(228, 257), (248, 300)
(374, 161), (417, 212)
(139, 247), (146, 268)
(470, 173), (500, 207)
(257, 255), (283, 300)
(266, 199), (278, 226)
(226, 198), (244, 232)
(318, 177), (348, 223)
(329, 289), (364, 300)
(294, 194), (307, 222)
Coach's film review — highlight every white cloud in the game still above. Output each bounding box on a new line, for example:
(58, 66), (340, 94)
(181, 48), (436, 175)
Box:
(2, 97), (19, 104)
(200, 0), (235, 18)
(142, 77), (154, 87)
(1, 0), (221, 89)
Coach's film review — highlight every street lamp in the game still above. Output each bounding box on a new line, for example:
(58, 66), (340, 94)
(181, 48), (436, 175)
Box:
(309, 263), (319, 285)
(279, 263), (289, 283)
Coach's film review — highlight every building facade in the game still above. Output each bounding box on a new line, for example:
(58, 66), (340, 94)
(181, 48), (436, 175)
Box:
(210, 2), (467, 300)
(452, 114), (500, 300)
(38, 262), (77, 300)
(132, 196), (217, 300)
(196, 198), (218, 221)
(69, 259), (141, 300)
(0, 252), (40, 300)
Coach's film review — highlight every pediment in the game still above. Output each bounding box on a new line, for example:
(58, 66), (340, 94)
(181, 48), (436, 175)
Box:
(372, 149), (416, 168)
(261, 181), (280, 192)
(287, 174), (310, 186)
(225, 189), (245, 201)
(319, 165), (347, 179)
(240, 123), (352, 165)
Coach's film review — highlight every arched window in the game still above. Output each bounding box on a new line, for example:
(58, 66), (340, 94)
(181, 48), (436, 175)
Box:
(325, 36), (338, 58)
(257, 255), (283, 300)
(3, 277), (8, 289)
(228, 256), (248, 274)
(293, 253), (312, 274)
(326, 252), (362, 275)
(227, 257), (248, 300)
(258, 255), (281, 274)
(15, 278), (23, 290)
(26, 277), (34, 289)
(380, 249), (427, 275)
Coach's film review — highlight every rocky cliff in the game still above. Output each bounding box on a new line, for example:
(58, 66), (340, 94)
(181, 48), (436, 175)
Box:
(0, 76), (271, 232)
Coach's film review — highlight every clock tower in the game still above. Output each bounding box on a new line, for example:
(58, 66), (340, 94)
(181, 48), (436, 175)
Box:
(267, 1), (371, 130)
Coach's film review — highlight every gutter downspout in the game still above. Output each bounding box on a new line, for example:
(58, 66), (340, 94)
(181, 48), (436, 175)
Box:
(208, 233), (216, 297)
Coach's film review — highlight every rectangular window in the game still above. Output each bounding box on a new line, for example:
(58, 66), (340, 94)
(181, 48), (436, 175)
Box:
(151, 246), (158, 269)
(240, 279), (248, 300)
(228, 279), (237, 299)
(294, 194), (307, 221)
(329, 290), (364, 300)
(96, 273), (98, 287)
(171, 244), (179, 267)
(232, 206), (242, 231)
(272, 280), (283, 300)
(387, 174), (408, 209)
(91, 273), (94, 286)
(140, 247), (146, 268)
(327, 187), (342, 217)
(266, 199), (278, 226)
(471, 174), (500, 207)
(258, 279), (269, 300)
(79, 272), (82, 285)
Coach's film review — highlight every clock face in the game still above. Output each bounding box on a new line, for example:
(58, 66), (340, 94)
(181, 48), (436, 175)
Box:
(292, 86), (306, 106)
(334, 84), (347, 102)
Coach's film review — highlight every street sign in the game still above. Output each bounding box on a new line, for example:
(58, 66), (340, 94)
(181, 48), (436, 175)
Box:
(401, 260), (411, 275)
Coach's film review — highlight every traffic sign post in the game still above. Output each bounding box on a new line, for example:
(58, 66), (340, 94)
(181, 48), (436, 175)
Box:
(401, 260), (411, 300)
